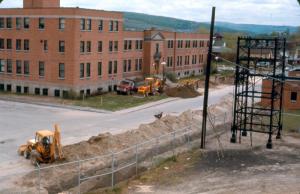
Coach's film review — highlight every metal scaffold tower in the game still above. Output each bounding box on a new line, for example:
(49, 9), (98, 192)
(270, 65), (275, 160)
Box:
(231, 37), (286, 149)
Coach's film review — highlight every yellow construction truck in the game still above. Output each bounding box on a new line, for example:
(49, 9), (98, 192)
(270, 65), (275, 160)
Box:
(18, 124), (63, 165)
(137, 77), (163, 96)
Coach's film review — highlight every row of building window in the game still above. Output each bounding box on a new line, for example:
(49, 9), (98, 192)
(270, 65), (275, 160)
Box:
(0, 17), (65, 30)
(0, 59), (65, 78)
(0, 38), (144, 53)
(167, 40), (208, 49)
(123, 59), (143, 73)
(0, 39), (30, 50)
(80, 19), (118, 32)
(0, 38), (62, 52)
(0, 17), (119, 32)
(166, 54), (205, 67)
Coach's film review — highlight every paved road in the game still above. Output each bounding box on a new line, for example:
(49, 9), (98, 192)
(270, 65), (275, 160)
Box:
(0, 86), (234, 177)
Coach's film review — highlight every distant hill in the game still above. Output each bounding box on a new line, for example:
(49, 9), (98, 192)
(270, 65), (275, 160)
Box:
(123, 12), (299, 35)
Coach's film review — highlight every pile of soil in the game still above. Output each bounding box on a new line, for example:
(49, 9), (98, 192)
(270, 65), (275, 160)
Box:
(165, 85), (201, 98)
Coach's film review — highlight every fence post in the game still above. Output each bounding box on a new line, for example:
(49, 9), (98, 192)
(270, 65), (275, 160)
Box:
(135, 144), (138, 176)
(78, 160), (81, 194)
(37, 163), (41, 194)
(172, 131), (176, 157)
(111, 152), (115, 189)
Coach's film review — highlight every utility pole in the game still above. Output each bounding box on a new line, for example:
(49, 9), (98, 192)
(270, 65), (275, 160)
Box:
(201, 6), (216, 149)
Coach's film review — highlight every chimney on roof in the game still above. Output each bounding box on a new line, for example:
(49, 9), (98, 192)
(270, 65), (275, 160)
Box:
(23, 0), (60, 8)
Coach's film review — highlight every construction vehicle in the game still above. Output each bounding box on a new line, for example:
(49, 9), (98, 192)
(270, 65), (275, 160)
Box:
(137, 77), (163, 96)
(116, 79), (137, 95)
(18, 124), (63, 165)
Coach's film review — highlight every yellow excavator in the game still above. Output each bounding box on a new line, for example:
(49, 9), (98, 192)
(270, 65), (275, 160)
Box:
(138, 77), (163, 97)
(18, 124), (64, 165)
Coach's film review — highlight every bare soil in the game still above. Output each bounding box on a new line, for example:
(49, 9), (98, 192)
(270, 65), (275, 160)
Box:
(119, 131), (300, 194)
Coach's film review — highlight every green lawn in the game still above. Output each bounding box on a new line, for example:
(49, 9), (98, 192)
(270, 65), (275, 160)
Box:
(72, 93), (168, 111)
(282, 110), (300, 133)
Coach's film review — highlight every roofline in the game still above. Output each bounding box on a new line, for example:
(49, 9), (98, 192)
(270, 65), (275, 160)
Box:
(0, 7), (123, 14)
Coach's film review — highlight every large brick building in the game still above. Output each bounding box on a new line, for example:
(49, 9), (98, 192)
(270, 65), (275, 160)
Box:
(0, 0), (209, 97)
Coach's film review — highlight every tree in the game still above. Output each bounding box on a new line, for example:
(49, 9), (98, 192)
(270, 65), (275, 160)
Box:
(0, 0), (3, 3)
(298, 0), (300, 5)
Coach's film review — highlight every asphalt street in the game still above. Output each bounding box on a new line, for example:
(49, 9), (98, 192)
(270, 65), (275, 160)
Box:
(0, 85), (234, 177)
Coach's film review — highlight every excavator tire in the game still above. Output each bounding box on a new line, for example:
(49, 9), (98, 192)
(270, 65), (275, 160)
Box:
(30, 150), (41, 166)
(24, 149), (30, 159)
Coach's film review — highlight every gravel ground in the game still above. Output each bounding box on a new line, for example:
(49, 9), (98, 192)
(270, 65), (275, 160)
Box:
(124, 131), (300, 194)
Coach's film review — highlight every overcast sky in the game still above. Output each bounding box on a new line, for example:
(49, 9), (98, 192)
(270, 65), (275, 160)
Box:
(1, 0), (299, 26)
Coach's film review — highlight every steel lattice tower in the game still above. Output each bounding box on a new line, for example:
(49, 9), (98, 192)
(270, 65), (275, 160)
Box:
(231, 37), (286, 149)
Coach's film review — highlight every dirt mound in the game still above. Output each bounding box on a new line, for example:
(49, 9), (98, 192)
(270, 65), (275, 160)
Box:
(165, 85), (201, 98)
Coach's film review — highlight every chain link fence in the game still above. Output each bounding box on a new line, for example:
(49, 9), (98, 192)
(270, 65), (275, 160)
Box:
(0, 111), (231, 194)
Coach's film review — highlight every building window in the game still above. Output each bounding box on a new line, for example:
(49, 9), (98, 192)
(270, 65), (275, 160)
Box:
(80, 18), (85, 30)
(59, 18), (65, 30)
(16, 86), (22, 93)
(80, 63), (84, 78)
(127, 60), (131, 72)
(24, 17), (30, 29)
(6, 84), (12, 92)
(86, 19), (92, 31)
(6, 18), (12, 29)
(0, 18), (4, 29)
(24, 39), (30, 51)
(6, 59), (12, 73)
(135, 40), (143, 50)
(114, 21), (119, 31)
(167, 56), (173, 67)
(177, 40), (183, 48)
(124, 40), (132, 50)
(59, 63), (65, 78)
(98, 20), (103, 31)
(135, 59), (138, 71)
(98, 62), (102, 76)
(80, 41), (85, 53)
(16, 60), (22, 74)
(114, 41), (118, 52)
(123, 60), (127, 72)
(86, 41), (91, 52)
(35, 88), (40, 95)
(23, 87), (29, 94)
(185, 56), (190, 65)
(109, 41), (113, 52)
(43, 40), (48, 51)
(98, 41), (103, 52)
(109, 21), (113, 32)
(54, 90), (60, 97)
(39, 18), (45, 29)
(16, 39), (22, 50)
(168, 40), (174, 49)
(59, 41), (65, 53)
(39, 61), (45, 77)
(86, 63), (91, 77)
(114, 61), (118, 74)
(291, 92), (297, 102)
(108, 61), (113, 75)
(0, 39), (4, 49)
(24, 60), (29, 75)
(7, 39), (12, 49)
(42, 88), (48, 96)
(0, 59), (4, 73)
(16, 17), (22, 29)
(185, 40), (191, 48)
